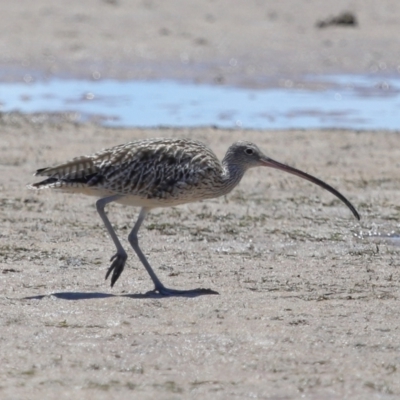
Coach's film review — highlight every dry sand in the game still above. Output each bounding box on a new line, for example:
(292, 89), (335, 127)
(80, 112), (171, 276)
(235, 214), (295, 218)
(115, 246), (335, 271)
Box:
(0, 1), (400, 399)
(1, 0), (400, 83)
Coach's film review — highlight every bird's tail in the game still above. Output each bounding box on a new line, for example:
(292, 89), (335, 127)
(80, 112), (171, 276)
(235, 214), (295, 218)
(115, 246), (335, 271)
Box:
(28, 156), (101, 190)
(28, 177), (61, 190)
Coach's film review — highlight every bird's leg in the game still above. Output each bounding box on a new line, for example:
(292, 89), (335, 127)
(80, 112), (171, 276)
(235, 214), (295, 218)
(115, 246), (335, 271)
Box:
(127, 208), (165, 291)
(96, 195), (127, 287)
(128, 208), (218, 296)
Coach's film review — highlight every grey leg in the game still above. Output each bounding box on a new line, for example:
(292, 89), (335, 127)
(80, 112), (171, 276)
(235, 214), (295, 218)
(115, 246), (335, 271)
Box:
(96, 195), (127, 287)
(128, 207), (218, 296)
(127, 208), (167, 292)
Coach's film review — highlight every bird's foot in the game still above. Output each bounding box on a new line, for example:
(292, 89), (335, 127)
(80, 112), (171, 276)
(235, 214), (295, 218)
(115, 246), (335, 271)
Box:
(149, 285), (219, 297)
(105, 252), (127, 287)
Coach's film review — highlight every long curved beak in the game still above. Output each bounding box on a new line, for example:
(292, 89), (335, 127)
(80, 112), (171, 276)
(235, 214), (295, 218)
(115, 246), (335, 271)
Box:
(260, 157), (360, 221)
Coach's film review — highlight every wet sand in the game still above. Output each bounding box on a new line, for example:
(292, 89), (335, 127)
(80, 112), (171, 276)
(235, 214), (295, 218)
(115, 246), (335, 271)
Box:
(1, 1), (400, 399)
(1, 116), (399, 399)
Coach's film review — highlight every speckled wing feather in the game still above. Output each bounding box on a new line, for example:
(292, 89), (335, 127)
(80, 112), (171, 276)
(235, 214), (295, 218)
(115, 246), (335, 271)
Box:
(29, 138), (224, 203)
(94, 139), (223, 201)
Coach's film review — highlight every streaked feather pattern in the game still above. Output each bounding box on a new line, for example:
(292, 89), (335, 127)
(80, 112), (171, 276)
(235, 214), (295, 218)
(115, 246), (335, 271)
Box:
(30, 138), (230, 207)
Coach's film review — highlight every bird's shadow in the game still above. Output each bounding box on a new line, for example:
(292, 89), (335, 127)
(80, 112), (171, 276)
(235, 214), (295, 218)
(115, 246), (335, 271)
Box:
(23, 289), (218, 301)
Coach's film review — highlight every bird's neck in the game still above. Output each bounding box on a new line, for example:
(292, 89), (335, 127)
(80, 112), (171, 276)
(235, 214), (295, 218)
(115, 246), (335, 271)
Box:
(219, 157), (246, 196)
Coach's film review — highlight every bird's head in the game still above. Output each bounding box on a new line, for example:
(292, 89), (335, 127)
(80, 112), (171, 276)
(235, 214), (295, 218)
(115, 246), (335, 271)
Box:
(224, 141), (360, 221)
(225, 141), (269, 169)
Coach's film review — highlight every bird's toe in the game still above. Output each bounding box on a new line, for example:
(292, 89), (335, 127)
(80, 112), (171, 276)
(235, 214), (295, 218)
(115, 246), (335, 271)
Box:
(105, 252), (127, 287)
(152, 286), (219, 297)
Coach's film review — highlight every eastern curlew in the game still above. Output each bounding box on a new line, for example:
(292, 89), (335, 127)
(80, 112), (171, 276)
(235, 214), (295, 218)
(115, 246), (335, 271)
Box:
(29, 138), (360, 296)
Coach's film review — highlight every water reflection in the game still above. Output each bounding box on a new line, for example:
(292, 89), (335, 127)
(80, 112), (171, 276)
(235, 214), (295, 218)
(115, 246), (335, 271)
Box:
(0, 75), (399, 130)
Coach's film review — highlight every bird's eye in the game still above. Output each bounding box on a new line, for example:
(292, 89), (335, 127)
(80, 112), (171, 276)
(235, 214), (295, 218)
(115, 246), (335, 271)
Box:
(245, 148), (254, 155)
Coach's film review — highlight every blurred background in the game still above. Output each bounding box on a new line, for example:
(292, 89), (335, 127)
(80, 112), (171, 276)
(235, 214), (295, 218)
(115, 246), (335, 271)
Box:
(0, 0), (400, 129)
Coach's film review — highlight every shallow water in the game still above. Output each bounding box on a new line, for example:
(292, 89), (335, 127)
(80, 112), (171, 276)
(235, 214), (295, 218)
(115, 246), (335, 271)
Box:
(355, 230), (400, 247)
(0, 74), (399, 130)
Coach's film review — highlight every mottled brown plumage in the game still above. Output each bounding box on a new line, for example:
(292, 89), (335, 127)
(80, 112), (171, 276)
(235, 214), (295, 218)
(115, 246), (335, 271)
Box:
(29, 138), (360, 296)
(32, 138), (231, 208)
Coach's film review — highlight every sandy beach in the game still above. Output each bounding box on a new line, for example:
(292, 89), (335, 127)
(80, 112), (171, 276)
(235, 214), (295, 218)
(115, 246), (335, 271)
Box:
(2, 0), (400, 83)
(0, 1), (400, 399)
